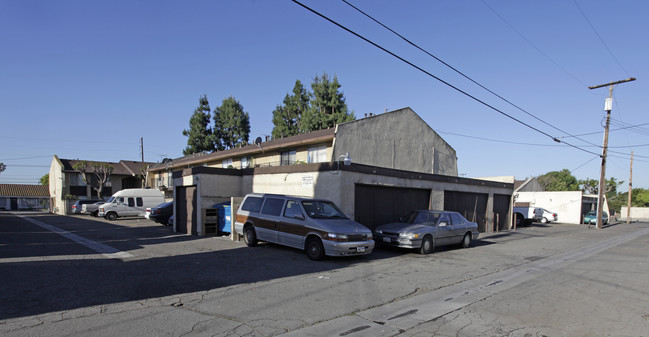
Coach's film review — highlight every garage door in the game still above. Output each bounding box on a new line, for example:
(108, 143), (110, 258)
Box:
(493, 194), (511, 231)
(444, 191), (488, 232)
(176, 185), (197, 235)
(354, 184), (430, 231)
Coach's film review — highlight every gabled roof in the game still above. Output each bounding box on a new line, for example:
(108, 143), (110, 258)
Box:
(59, 158), (153, 176)
(148, 128), (336, 172)
(0, 184), (50, 197)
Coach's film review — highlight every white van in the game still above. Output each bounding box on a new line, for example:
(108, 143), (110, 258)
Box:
(98, 188), (165, 221)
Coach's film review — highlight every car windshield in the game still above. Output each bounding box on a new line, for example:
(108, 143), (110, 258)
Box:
(106, 197), (115, 203)
(401, 211), (440, 224)
(302, 200), (348, 219)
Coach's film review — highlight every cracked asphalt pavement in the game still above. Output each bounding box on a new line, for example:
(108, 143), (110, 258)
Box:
(1, 211), (648, 336)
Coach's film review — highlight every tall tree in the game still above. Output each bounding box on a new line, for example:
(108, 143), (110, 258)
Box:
(182, 95), (214, 155)
(40, 173), (49, 185)
(579, 177), (622, 196)
(272, 80), (310, 138)
(214, 96), (250, 149)
(537, 169), (579, 191)
(301, 73), (355, 132)
(72, 161), (114, 199)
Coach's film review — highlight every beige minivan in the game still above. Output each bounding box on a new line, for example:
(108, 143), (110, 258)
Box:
(234, 193), (374, 260)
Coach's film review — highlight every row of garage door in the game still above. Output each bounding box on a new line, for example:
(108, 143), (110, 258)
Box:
(175, 184), (511, 235)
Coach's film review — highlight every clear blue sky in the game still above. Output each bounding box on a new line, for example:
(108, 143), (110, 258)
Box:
(1, 0), (647, 190)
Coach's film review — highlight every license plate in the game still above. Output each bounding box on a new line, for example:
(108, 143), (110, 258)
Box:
(383, 237), (391, 243)
(357, 246), (366, 253)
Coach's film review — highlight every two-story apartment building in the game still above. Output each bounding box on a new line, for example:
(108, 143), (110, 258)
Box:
(49, 155), (153, 214)
(147, 108), (514, 236)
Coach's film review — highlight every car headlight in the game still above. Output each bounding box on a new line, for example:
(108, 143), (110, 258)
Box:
(366, 233), (372, 240)
(375, 229), (382, 235)
(326, 233), (348, 242)
(399, 232), (419, 239)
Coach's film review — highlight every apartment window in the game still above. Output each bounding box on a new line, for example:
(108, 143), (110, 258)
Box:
(307, 146), (327, 163)
(241, 156), (251, 169)
(166, 170), (173, 187)
(280, 151), (296, 166)
(222, 158), (233, 168)
(70, 173), (86, 186)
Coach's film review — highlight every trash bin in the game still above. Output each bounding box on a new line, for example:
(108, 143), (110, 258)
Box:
(212, 202), (231, 234)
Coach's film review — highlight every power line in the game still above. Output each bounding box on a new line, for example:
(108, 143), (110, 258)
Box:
(481, 0), (590, 88)
(341, 0), (600, 150)
(292, 0), (602, 157)
(573, 0), (631, 77)
(558, 121), (649, 138)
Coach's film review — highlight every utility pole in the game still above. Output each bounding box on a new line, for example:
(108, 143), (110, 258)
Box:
(140, 137), (144, 162)
(588, 77), (635, 229)
(627, 151), (633, 223)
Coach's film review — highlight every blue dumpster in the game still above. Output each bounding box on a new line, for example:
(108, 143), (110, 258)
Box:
(212, 202), (231, 234)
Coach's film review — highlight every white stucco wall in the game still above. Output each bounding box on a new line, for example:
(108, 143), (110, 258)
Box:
(620, 207), (649, 220)
(515, 191), (608, 224)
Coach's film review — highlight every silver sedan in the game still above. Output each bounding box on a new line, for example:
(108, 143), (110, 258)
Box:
(374, 210), (479, 254)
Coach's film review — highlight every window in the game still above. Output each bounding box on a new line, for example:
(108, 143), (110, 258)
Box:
(307, 146), (327, 163)
(261, 198), (285, 216)
(70, 173), (86, 186)
(450, 213), (462, 225)
(439, 213), (451, 225)
(166, 170), (173, 187)
(222, 158), (233, 168)
(241, 157), (251, 169)
(283, 200), (304, 220)
(281, 151), (296, 166)
(136, 197), (143, 207)
(128, 198), (135, 207)
(241, 197), (263, 212)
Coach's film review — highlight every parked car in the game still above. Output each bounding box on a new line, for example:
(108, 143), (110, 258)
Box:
(146, 201), (173, 225)
(234, 193), (374, 260)
(71, 199), (101, 214)
(583, 210), (608, 225)
(98, 188), (165, 221)
(374, 210), (479, 254)
(81, 201), (105, 217)
(512, 206), (544, 226)
(540, 209), (558, 223)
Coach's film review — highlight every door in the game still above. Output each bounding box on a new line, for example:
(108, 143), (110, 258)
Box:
(449, 212), (467, 244)
(354, 184), (430, 231)
(278, 200), (307, 249)
(444, 191), (488, 232)
(436, 212), (453, 245)
(10, 198), (18, 210)
(176, 186), (197, 235)
(257, 197), (285, 243)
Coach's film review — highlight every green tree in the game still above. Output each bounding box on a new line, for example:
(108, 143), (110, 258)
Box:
(40, 173), (49, 185)
(72, 161), (114, 199)
(0, 162), (5, 174)
(537, 169), (579, 191)
(272, 80), (310, 138)
(213, 96), (250, 149)
(579, 177), (622, 196)
(301, 73), (355, 132)
(608, 188), (649, 214)
(182, 95), (214, 155)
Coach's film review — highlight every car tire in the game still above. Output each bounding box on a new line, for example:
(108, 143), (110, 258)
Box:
(91, 211), (98, 217)
(514, 214), (524, 227)
(541, 217), (548, 224)
(419, 235), (434, 255)
(243, 225), (258, 247)
(305, 237), (325, 261)
(460, 233), (472, 248)
(106, 212), (117, 221)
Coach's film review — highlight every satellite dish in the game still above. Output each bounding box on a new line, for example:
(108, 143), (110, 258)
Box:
(254, 137), (262, 145)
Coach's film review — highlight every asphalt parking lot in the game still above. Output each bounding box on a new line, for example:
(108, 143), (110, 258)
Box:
(2, 211), (649, 336)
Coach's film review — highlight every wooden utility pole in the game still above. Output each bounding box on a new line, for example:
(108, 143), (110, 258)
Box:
(588, 77), (635, 229)
(627, 151), (633, 223)
(140, 137), (144, 162)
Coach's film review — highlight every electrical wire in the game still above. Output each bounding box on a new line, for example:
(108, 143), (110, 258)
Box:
(342, 0), (601, 149)
(573, 0), (631, 77)
(291, 0), (602, 157)
(481, 0), (591, 88)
